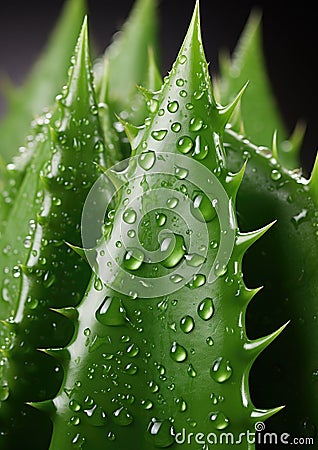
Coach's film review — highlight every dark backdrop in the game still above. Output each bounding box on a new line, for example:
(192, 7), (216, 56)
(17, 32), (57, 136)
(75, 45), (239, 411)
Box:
(0, 0), (317, 173)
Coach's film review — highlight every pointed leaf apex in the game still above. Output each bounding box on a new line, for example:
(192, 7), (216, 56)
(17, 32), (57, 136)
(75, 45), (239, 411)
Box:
(244, 320), (289, 358)
(251, 405), (285, 422)
(27, 400), (56, 416)
(226, 160), (247, 200)
(272, 129), (279, 161)
(65, 241), (87, 260)
(115, 114), (144, 149)
(50, 306), (79, 321)
(216, 81), (249, 131)
(237, 220), (276, 254)
(146, 46), (162, 91)
(37, 347), (70, 364)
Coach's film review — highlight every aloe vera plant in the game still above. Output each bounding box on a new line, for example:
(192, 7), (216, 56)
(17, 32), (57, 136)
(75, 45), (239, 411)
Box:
(0, 0), (317, 449)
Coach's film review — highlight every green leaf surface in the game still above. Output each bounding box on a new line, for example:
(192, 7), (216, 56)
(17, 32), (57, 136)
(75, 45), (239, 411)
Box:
(0, 0), (86, 164)
(95, 0), (159, 115)
(225, 128), (318, 438)
(0, 19), (114, 450)
(47, 4), (283, 449)
(218, 10), (302, 170)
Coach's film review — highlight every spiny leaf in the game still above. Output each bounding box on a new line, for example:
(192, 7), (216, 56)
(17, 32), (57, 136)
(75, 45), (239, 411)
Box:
(225, 127), (318, 437)
(99, 0), (159, 113)
(48, 4), (283, 449)
(218, 9), (302, 170)
(0, 18), (114, 450)
(0, 0), (86, 164)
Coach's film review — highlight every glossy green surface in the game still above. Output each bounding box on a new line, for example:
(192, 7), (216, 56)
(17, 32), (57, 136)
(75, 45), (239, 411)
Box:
(48, 5), (282, 449)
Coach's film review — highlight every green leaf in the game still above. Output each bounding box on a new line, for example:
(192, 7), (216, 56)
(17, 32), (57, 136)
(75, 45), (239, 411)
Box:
(218, 9), (301, 169)
(95, 0), (159, 115)
(0, 18), (115, 450)
(47, 4), (283, 449)
(0, 0), (86, 164)
(225, 127), (318, 436)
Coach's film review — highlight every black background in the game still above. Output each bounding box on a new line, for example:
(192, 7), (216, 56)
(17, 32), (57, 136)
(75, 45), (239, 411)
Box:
(0, 0), (317, 174)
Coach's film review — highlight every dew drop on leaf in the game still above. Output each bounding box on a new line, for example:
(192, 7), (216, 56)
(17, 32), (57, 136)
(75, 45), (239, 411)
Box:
(139, 150), (156, 171)
(96, 297), (127, 327)
(198, 298), (214, 320)
(177, 136), (193, 154)
(151, 130), (167, 141)
(170, 341), (187, 362)
(123, 208), (137, 224)
(211, 357), (233, 383)
(112, 406), (133, 426)
(180, 315), (195, 333)
(123, 248), (144, 270)
(146, 418), (175, 448)
(167, 101), (179, 113)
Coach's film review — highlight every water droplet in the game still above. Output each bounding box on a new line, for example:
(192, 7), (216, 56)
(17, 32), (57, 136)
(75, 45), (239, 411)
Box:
(84, 404), (107, 426)
(69, 400), (81, 412)
(107, 431), (116, 441)
(124, 362), (138, 375)
(210, 411), (230, 430)
(0, 385), (9, 401)
(291, 209), (308, 228)
(141, 399), (153, 410)
(193, 90), (205, 100)
(206, 336), (214, 346)
(123, 208), (137, 224)
(180, 315), (195, 333)
(123, 248), (144, 270)
(151, 130), (167, 141)
(175, 166), (188, 180)
(179, 90), (187, 98)
(126, 343), (140, 357)
(178, 54), (187, 64)
(96, 297), (127, 327)
(139, 151), (156, 171)
(156, 213), (167, 227)
(185, 253), (206, 267)
(26, 296), (39, 310)
(176, 397), (187, 412)
(112, 406), (133, 426)
(147, 99), (159, 114)
(192, 135), (209, 160)
(147, 418), (175, 448)
(170, 342), (187, 362)
(171, 122), (181, 133)
(271, 169), (282, 181)
(166, 197), (179, 209)
(170, 274), (183, 284)
(211, 357), (233, 383)
(187, 364), (197, 377)
(167, 101), (179, 113)
(160, 233), (186, 268)
(177, 136), (193, 154)
(188, 274), (206, 289)
(191, 192), (216, 222)
(198, 298), (214, 320)
(148, 380), (159, 393)
(70, 415), (81, 426)
(94, 276), (103, 291)
(189, 117), (204, 131)
(214, 263), (228, 278)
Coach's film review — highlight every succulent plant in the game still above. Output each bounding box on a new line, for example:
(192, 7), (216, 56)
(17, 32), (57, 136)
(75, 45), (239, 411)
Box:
(0, 0), (317, 449)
